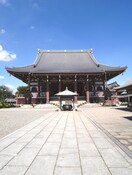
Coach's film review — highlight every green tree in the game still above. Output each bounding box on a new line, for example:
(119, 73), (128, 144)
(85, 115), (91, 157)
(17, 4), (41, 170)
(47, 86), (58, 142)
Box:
(16, 86), (28, 96)
(0, 85), (13, 102)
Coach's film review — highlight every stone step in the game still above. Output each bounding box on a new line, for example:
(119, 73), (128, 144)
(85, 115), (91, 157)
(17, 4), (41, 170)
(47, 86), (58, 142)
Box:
(78, 103), (101, 108)
(20, 104), (34, 108)
(34, 104), (58, 109)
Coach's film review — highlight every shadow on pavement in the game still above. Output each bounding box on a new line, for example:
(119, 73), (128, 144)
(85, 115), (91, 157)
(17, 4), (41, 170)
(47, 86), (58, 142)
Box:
(114, 107), (132, 112)
(123, 116), (132, 121)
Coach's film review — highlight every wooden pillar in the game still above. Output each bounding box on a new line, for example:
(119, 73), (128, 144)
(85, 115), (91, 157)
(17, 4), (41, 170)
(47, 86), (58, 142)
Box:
(103, 72), (107, 105)
(103, 78), (105, 91)
(59, 75), (61, 92)
(86, 75), (90, 103)
(102, 77), (105, 103)
(46, 75), (49, 103)
(38, 78), (40, 97)
(27, 73), (31, 104)
(93, 77), (95, 96)
(104, 72), (107, 89)
(58, 75), (61, 106)
(74, 75), (77, 103)
(28, 73), (31, 91)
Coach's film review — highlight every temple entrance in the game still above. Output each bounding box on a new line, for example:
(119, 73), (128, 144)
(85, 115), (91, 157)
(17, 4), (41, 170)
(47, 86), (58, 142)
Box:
(62, 81), (74, 92)
(50, 82), (58, 96)
(77, 82), (85, 96)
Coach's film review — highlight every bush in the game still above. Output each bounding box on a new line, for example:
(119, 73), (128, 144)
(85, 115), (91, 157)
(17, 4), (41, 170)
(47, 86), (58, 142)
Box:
(0, 102), (3, 108)
(0, 102), (13, 108)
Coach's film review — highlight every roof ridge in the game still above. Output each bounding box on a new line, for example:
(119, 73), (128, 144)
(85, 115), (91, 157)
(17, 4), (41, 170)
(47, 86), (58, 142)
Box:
(34, 51), (43, 67)
(38, 49), (92, 53)
(87, 50), (100, 67)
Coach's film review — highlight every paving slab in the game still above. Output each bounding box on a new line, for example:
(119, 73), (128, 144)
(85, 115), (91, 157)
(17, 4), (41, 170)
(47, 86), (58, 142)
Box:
(78, 142), (100, 157)
(56, 153), (80, 167)
(109, 167), (132, 175)
(81, 156), (111, 175)
(54, 167), (81, 175)
(0, 142), (27, 156)
(99, 148), (130, 168)
(26, 138), (47, 148)
(39, 142), (61, 156)
(0, 155), (13, 169)
(92, 137), (114, 149)
(25, 156), (57, 175)
(8, 148), (39, 166)
(0, 108), (132, 175)
(0, 166), (28, 175)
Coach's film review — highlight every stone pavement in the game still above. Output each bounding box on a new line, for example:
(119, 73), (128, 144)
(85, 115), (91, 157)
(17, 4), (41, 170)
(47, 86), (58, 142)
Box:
(81, 107), (132, 152)
(0, 110), (132, 175)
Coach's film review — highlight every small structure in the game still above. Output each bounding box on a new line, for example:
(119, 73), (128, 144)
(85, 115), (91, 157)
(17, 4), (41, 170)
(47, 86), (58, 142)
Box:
(5, 98), (16, 103)
(116, 78), (132, 107)
(55, 87), (78, 110)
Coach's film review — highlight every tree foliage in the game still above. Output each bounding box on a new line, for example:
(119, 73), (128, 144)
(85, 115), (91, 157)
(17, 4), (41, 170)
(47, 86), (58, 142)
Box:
(16, 86), (28, 95)
(0, 85), (14, 102)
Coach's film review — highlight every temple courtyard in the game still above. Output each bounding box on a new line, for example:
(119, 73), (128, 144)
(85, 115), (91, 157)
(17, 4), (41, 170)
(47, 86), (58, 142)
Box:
(0, 106), (132, 175)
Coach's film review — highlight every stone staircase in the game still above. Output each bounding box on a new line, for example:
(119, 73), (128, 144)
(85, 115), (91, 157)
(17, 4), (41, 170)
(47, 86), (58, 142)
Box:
(78, 103), (102, 108)
(20, 104), (34, 108)
(20, 103), (58, 110)
(34, 104), (58, 109)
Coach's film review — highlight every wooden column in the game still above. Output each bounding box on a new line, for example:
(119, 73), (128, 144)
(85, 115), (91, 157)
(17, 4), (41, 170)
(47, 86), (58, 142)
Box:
(86, 76), (90, 103)
(104, 72), (107, 90)
(74, 75), (77, 103)
(93, 77), (95, 96)
(103, 72), (107, 105)
(38, 78), (40, 97)
(46, 76), (49, 103)
(58, 75), (61, 107)
(103, 78), (105, 91)
(59, 75), (61, 92)
(28, 73), (31, 91)
(27, 73), (31, 104)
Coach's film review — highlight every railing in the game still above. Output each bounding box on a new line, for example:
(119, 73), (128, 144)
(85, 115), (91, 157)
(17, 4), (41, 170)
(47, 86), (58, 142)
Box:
(78, 96), (85, 100)
(50, 97), (59, 101)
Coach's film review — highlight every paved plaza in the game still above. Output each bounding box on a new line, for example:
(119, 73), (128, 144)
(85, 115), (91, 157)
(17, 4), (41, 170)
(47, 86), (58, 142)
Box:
(81, 106), (132, 152)
(0, 107), (132, 175)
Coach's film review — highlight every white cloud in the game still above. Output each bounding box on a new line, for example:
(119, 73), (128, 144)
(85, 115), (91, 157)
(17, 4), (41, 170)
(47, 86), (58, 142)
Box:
(5, 84), (14, 91)
(0, 75), (4, 79)
(0, 29), (6, 34)
(0, 45), (16, 62)
(5, 84), (16, 94)
(0, 0), (9, 6)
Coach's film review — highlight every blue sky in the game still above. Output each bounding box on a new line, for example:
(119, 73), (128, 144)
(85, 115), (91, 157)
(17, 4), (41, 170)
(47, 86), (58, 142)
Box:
(0, 0), (132, 93)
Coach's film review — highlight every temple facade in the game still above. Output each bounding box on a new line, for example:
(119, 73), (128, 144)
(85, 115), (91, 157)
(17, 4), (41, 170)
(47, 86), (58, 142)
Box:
(6, 49), (127, 104)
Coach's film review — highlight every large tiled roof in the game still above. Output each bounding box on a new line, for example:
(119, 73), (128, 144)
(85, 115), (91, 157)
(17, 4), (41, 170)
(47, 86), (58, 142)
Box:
(6, 49), (127, 74)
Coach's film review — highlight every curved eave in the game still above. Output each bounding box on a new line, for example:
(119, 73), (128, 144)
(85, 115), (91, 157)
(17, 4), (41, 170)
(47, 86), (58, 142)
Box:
(5, 65), (127, 74)
(5, 67), (31, 84)
(5, 65), (34, 73)
(100, 64), (127, 72)
(100, 65), (127, 80)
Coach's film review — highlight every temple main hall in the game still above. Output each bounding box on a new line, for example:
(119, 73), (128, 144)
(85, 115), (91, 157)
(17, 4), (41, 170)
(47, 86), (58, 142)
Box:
(6, 49), (127, 104)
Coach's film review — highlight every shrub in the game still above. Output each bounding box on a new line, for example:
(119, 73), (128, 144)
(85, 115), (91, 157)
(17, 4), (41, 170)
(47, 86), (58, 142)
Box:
(0, 102), (13, 108)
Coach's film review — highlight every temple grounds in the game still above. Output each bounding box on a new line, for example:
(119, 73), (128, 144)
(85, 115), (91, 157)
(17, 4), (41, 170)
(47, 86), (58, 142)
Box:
(0, 106), (132, 175)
